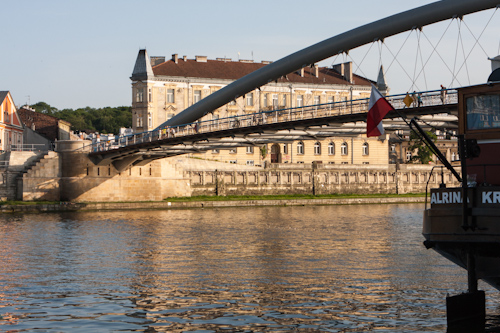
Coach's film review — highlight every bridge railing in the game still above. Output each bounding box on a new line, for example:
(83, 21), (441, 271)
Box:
(91, 89), (457, 153)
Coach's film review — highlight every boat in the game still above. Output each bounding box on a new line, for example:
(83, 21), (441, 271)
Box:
(422, 79), (500, 330)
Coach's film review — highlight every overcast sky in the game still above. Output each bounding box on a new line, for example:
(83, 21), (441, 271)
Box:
(1, 0), (499, 109)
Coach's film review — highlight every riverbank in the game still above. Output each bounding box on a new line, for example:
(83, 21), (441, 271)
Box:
(0, 195), (427, 213)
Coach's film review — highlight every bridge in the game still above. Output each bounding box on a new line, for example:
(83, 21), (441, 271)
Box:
(87, 0), (497, 172)
(88, 90), (458, 171)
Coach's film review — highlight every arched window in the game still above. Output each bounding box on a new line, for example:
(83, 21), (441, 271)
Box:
(341, 142), (348, 155)
(297, 141), (304, 155)
(314, 142), (321, 155)
(362, 142), (369, 155)
(328, 142), (335, 155)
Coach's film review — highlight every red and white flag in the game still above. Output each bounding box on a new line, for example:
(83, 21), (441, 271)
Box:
(366, 85), (394, 137)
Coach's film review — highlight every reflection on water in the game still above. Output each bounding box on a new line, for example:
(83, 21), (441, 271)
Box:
(0, 204), (498, 332)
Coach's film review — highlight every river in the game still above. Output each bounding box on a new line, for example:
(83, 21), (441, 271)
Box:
(0, 203), (499, 332)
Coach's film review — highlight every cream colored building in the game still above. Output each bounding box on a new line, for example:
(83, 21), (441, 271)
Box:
(131, 49), (389, 166)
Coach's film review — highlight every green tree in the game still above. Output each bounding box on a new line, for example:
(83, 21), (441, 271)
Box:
(31, 102), (58, 115)
(29, 102), (132, 134)
(407, 130), (437, 164)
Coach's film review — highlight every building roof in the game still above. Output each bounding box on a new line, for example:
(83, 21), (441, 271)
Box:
(131, 49), (154, 81)
(150, 57), (373, 87)
(18, 107), (71, 141)
(0, 91), (9, 104)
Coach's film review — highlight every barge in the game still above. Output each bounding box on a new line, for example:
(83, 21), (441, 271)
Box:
(423, 81), (500, 331)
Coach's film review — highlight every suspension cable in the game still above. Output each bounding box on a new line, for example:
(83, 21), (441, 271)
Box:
(450, 18), (463, 88)
(458, 19), (472, 86)
(417, 19), (461, 87)
(384, 29), (414, 75)
(417, 29), (429, 91)
(382, 30), (423, 91)
(451, 8), (498, 84)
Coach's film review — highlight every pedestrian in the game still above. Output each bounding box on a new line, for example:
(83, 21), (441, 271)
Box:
(417, 93), (422, 107)
(440, 85), (447, 104)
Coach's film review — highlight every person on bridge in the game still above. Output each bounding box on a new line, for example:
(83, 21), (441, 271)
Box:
(440, 85), (447, 104)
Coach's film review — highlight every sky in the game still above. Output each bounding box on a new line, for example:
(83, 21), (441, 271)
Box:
(1, 0), (499, 110)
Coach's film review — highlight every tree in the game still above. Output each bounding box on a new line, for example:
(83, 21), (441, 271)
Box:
(28, 102), (132, 134)
(407, 130), (437, 164)
(31, 102), (58, 115)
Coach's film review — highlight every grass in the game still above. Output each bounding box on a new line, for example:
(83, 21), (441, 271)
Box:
(164, 192), (426, 202)
(0, 200), (60, 206)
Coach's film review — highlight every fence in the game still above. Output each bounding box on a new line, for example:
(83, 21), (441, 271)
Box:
(91, 89), (457, 153)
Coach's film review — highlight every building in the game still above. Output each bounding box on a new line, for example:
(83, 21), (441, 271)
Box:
(18, 106), (71, 142)
(131, 49), (390, 166)
(17, 106), (73, 150)
(0, 91), (24, 151)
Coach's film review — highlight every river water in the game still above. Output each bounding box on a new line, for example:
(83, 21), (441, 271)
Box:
(0, 203), (499, 332)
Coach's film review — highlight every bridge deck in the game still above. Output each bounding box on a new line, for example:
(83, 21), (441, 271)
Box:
(88, 90), (458, 171)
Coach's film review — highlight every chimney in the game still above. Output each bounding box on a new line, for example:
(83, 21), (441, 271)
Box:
(344, 62), (353, 83)
(300, 67), (305, 77)
(195, 55), (208, 62)
(314, 64), (319, 78)
(183, 55), (187, 61)
(172, 54), (178, 64)
(333, 63), (344, 77)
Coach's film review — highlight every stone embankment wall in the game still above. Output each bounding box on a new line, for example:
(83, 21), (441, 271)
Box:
(0, 151), (51, 200)
(187, 163), (460, 196)
(6, 140), (461, 202)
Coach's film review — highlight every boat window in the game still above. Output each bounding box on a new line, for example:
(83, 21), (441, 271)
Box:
(466, 94), (500, 130)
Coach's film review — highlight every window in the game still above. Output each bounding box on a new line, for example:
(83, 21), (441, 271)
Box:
(263, 94), (268, 107)
(341, 161), (349, 164)
(328, 142), (335, 155)
(406, 151), (412, 161)
(136, 113), (143, 127)
(246, 146), (254, 154)
(362, 142), (369, 155)
(148, 113), (152, 128)
(314, 142), (321, 155)
(148, 88), (152, 102)
(212, 149), (219, 154)
(229, 160), (237, 164)
(341, 142), (348, 155)
(167, 89), (175, 103)
(246, 93), (254, 106)
(297, 95), (303, 107)
(451, 151), (456, 161)
(136, 88), (144, 102)
(283, 144), (288, 154)
(314, 95), (320, 105)
(194, 90), (202, 103)
(297, 141), (304, 155)
(246, 160), (254, 166)
(229, 148), (237, 154)
(282, 95), (287, 107)
(272, 94), (279, 109)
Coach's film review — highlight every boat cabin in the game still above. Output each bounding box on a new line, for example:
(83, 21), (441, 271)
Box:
(458, 82), (500, 185)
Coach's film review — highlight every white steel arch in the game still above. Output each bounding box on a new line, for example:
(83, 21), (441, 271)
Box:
(158, 0), (499, 129)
